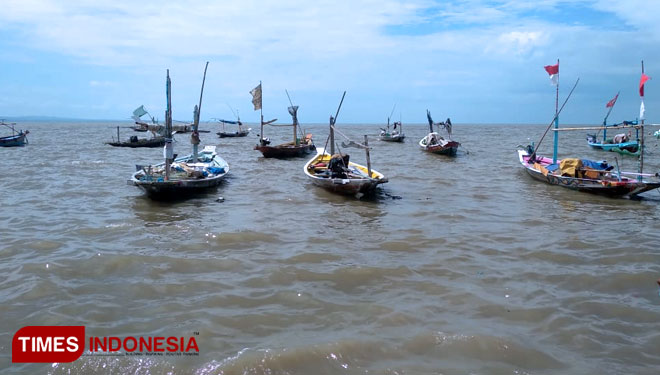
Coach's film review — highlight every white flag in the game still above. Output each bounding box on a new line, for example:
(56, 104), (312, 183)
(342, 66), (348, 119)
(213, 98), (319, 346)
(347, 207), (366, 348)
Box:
(640, 100), (646, 121)
(250, 84), (262, 111)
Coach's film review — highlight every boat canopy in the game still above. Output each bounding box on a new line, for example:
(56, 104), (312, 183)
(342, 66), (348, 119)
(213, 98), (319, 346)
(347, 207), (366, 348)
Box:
(217, 119), (240, 124)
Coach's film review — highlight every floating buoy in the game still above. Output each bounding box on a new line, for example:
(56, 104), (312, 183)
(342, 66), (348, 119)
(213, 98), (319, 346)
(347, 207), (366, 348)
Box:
(216, 196), (225, 202)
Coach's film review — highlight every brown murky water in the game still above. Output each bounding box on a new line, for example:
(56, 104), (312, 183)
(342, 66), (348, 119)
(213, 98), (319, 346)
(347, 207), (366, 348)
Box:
(1, 121), (660, 374)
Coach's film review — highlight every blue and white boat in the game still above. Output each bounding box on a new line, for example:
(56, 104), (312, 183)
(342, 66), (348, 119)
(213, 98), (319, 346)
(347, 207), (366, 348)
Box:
(0, 121), (29, 147)
(128, 63), (229, 200)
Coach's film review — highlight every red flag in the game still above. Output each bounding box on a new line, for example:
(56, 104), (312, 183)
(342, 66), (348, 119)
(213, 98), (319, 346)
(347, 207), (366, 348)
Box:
(544, 63), (559, 85)
(606, 93), (619, 108)
(639, 73), (650, 96)
(544, 63), (559, 75)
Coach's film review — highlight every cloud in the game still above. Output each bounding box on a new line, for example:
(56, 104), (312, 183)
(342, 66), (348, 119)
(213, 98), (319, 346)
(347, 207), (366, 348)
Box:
(1, 0), (659, 122)
(89, 80), (116, 87)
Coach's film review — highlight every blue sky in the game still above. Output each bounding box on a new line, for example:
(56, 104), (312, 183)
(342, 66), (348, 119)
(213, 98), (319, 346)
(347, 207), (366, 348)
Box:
(1, 0), (658, 124)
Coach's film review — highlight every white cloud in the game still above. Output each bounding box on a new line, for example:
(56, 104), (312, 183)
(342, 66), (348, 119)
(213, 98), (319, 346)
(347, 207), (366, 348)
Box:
(1, 0), (659, 122)
(89, 80), (116, 87)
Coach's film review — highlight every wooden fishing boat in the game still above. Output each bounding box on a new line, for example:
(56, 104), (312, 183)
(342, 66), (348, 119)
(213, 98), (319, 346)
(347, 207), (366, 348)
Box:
(304, 148), (387, 197)
(0, 121), (29, 147)
(378, 105), (405, 142)
(419, 110), (459, 155)
(256, 134), (315, 158)
(252, 85), (315, 158)
(131, 124), (149, 132)
(129, 63), (229, 200)
(131, 106), (157, 132)
(217, 119), (251, 138)
(586, 132), (640, 156)
(130, 145), (229, 199)
(379, 125), (405, 142)
(585, 92), (640, 156)
(517, 147), (660, 197)
(107, 135), (166, 148)
(106, 126), (166, 148)
(303, 92), (387, 198)
(519, 60), (660, 198)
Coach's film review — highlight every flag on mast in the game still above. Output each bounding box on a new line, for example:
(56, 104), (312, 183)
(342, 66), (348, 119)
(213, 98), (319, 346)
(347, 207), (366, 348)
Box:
(544, 63), (559, 85)
(132, 105), (148, 119)
(639, 73), (650, 97)
(606, 93), (619, 108)
(250, 83), (262, 111)
(640, 100), (646, 120)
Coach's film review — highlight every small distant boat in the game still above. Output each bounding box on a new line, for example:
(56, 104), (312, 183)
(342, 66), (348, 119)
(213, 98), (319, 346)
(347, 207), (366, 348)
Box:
(585, 92), (640, 156)
(131, 105), (208, 133)
(131, 124), (149, 132)
(106, 126), (166, 148)
(304, 92), (387, 198)
(378, 104), (405, 142)
(0, 121), (29, 147)
(379, 122), (405, 142)
(251, 84), (315, 158)
(129, 63), (229, 200)
(419, 110), (459, 156)
(130, 106), (157, 132)
(217, 119), (251, 138)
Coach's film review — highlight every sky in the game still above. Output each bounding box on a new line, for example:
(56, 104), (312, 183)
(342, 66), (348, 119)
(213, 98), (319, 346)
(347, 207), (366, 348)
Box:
(1, 0), (659, 124)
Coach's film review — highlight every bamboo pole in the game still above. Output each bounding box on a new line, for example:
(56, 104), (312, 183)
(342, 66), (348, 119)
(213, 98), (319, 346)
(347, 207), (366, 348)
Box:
(553, 58), (560, 164)
(551, 125), (642, 131)
(639, 124), (645, 181)
(639, 61), (645, 181)
(192, 61), (209, 163)
(531, 78), (580, 157)
(165, 70), (173, 181)
(364, 135), (372, 178)
(330, 91), (346, 155)
(259, 81), (264, 145)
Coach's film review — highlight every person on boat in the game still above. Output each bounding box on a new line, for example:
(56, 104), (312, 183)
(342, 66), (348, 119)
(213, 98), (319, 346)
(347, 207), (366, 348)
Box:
(613, 133), (629, 144)
(328, 153), (350, 178)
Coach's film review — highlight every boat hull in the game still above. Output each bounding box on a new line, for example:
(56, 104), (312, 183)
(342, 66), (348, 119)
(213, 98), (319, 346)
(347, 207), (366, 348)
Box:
(131, 174), (226, 199)
(379, 134), (405, 142)
(587, 140), (640, 156)
(0, 132), (28, 147)
(218, 131), (250, 138)
(255, 143), (315, 158)
(107, 138), (166, 148)
(419, 136), (459, 156)
(517, 149), (660, 197)
(303, 148), (387, 198)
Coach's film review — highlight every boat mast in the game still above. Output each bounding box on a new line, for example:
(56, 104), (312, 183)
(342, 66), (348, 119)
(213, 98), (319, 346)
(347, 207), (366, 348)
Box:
(164, 70), (173, 181)
(330, 91), (346, 155)
(260, 81), (264, 145)
(602, 91), (619, 142)
(426, 110), (434, 133)
(639, 60), (646, 180)
(552, 59), (559, 164)
(364, 135), (372, 178)
(387, 104), (396, 133)
(286, 90), (298, 145)
(192, 61), (209, 163)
